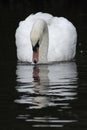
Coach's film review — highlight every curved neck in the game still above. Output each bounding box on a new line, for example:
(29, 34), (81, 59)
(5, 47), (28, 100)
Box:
(39, 22), (49, 63)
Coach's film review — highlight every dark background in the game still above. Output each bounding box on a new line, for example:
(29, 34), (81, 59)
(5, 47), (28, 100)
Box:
(0, 0), (87, 61)
(0, 1), (87, 130)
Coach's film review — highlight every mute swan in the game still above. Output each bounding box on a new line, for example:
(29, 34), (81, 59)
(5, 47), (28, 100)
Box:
(15, 12), (77, 64)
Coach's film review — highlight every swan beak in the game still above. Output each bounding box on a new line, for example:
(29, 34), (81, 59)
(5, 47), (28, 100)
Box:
(33, 48), (39, 64)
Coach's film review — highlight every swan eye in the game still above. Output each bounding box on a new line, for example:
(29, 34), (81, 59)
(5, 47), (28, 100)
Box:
(32, 41), (39, 52)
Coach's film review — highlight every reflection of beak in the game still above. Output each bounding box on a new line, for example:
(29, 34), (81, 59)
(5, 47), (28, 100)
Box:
(33, 66), (40, 82)
(33, 48), (39, 64)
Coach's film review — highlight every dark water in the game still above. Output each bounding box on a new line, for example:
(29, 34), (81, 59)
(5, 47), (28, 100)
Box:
(0, 56), (87, 130)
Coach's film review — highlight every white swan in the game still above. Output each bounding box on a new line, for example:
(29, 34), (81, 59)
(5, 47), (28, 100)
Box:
(15, 12), (77, 64)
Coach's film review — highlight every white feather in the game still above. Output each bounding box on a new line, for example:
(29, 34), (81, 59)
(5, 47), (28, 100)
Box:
(15, 12), (77, 63)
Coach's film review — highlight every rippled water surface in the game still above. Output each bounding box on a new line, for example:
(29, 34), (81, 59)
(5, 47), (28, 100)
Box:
(0, 55), (87, 130)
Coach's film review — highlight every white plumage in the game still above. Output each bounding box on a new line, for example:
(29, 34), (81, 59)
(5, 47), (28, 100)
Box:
(15, 12), (77, 63)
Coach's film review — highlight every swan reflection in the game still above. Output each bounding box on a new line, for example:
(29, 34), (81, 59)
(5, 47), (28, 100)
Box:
(31, 66), (49, 108)
(16, 63), (49, 108)
(15, 62), (78, 127)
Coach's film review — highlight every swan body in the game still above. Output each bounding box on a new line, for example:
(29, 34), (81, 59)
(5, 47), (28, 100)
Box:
(15, 12), (77, 63)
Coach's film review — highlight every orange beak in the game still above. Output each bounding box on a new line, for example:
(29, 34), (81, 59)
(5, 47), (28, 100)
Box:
(33, 48), (39, 64)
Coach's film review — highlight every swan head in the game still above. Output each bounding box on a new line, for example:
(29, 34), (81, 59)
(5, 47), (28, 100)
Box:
(30, 19), (49, 64)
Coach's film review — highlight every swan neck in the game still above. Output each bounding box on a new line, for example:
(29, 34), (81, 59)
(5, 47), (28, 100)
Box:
(39, 23), (49, 63)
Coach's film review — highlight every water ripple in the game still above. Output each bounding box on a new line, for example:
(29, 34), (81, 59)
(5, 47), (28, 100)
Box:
(15, 62), (78, 127)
